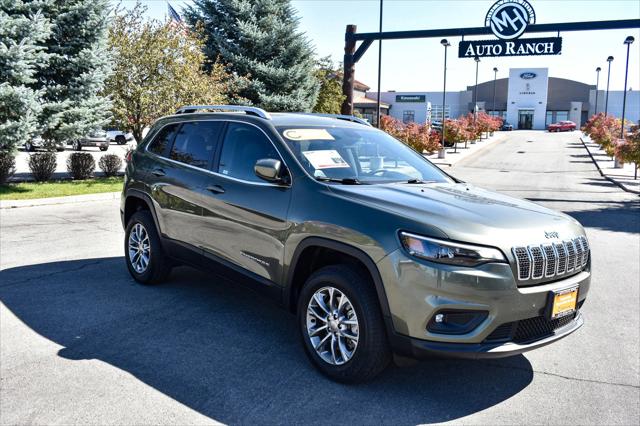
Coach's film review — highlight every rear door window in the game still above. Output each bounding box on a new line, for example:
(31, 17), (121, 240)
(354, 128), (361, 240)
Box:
(169, 121), (224, 169)
(147, 123), (179, 157)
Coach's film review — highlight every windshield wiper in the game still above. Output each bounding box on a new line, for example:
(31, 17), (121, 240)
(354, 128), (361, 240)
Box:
(315, 177), (364, 185)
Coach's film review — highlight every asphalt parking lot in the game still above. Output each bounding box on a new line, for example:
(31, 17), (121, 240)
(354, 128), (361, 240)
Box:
(0, 131), (638, 425)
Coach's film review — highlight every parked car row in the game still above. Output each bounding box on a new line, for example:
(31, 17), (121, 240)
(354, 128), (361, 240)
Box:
(23, 129), (135, 152)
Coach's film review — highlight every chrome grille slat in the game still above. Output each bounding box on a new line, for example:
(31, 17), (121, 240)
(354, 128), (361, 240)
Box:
(513, 237), (589, 282)
(528, 246), (545, 279)
(542, 244), (557, 277)
(565, 240), (576, 273)
(512, 247), (531, 280)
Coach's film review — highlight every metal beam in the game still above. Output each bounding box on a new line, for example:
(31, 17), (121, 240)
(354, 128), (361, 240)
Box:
(350, 19), (640, 42)
(347, 20), (640, 63)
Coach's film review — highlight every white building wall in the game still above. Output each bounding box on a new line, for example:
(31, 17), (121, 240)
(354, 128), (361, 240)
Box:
(369, 91), (472, 123)
(506, 68), (549, 130)
(593, 90), (640, 125)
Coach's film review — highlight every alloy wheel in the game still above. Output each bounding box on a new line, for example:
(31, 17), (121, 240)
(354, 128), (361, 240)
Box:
(128, 223), (150, 273)
(306, 286), (359, 365)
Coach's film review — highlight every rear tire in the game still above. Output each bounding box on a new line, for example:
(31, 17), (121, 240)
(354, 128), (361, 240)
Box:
(100, 146), (108, 151)
(297, 264), (391, 383)
(115, 135), (126, 145)
(73, 141), (82, 151)
(124, 210), (171, 285)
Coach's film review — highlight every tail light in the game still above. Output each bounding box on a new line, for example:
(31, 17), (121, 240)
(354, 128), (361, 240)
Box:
(125, 150), (133, 163)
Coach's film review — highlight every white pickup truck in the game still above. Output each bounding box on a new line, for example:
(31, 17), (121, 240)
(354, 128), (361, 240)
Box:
(105, 129), (135, 145)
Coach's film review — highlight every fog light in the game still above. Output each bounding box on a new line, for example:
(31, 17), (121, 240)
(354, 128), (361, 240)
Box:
(427, 310), (489, 335)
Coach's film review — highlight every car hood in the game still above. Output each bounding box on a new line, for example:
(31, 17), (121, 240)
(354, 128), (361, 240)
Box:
(329, 182), (585, 251)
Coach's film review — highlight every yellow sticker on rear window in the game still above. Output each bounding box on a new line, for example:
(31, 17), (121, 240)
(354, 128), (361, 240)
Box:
(283, 129), (335, 141)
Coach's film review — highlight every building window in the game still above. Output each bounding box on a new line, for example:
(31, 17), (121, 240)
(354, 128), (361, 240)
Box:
(556, 111), (569, 121)
(403, 110), (415, 123)
(546, 111), (553, 125)
(431, 105), (450, 122)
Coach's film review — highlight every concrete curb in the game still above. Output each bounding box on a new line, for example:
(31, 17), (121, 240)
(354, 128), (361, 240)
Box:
(428, 132), (507, 168)
(0, 191), (121, 209)
(579, 137), (639, 195)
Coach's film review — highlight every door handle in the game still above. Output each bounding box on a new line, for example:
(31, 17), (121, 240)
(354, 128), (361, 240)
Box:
(151, 168), (166, 177)
(206, 185), (225, 194)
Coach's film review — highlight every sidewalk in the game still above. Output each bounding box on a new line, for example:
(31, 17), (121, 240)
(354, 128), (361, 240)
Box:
(580, 136), (639, 194)
(426, 131), (507, 167)
(0, 191), (121, 209)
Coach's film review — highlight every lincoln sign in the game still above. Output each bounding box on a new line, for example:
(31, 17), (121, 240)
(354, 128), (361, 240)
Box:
(459, 0), (563, 58)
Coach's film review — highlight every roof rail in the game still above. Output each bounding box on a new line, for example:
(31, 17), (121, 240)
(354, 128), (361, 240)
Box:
(294, 113), (372, 127)
(175, 105), (271, 120)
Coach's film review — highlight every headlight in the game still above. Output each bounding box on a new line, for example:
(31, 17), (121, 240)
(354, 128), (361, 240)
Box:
(399, 232), (506, 267)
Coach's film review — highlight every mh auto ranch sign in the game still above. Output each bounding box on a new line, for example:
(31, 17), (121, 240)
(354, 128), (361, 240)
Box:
(459, 0), (563, 58)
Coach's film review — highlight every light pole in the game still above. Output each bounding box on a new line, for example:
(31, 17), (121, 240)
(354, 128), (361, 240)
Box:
(473, 57), (480, 120)
(616, 36), (635, 170)
(492, 67), (498, 117)
(439, 39), (451, 158)
(594, 67), (601, 115)
(604, 56), (614, 115)
(375, 0), (383, 128)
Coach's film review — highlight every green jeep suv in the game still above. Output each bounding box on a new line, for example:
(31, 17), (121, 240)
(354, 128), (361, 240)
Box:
(121, 105), (590, 382)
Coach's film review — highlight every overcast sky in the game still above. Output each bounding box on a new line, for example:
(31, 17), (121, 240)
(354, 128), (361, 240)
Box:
(120, 0), (640, 93)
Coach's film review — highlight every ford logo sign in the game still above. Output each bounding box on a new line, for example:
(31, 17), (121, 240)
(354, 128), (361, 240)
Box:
(520, 72), (537, 79)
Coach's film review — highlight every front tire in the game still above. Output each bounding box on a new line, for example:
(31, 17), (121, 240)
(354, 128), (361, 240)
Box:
(124, 210), (171, 284)
(100, 146), (108, 151)
(297, 264), (391, 383)
(73, 141), (82, 151)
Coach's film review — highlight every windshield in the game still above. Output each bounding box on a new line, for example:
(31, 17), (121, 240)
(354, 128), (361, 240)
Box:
(277, 126), (453, 184)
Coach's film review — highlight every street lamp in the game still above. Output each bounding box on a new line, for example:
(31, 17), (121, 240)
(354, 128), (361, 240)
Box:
(439, 38), (451, 157)
(594, 66), (601, 115)
(492, 67), (498, 117)
(604, 55), (614, 115)
(473, 57), (480, 122)
(616, 35), (635, 170)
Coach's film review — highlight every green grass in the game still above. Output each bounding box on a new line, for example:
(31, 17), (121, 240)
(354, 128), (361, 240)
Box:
(0, 177), (124, 200)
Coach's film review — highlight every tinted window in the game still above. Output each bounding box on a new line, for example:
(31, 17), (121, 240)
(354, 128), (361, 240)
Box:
(170, 121), (223, 169)
(148, 123), (179, 156)
(218, 123), (281, 182)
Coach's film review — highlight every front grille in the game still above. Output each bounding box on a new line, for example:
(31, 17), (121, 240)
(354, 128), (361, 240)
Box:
(512, 237), (589, 282)
(484, 312), (578, 343)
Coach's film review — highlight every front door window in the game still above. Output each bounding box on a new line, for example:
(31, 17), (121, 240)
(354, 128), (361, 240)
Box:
(518, 110), (534, 130)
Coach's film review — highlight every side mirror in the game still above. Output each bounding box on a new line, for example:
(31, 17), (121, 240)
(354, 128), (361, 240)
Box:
(254, 158), (288, 184)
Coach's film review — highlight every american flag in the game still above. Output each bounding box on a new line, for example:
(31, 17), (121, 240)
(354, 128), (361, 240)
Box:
(167, 2), (182, 23)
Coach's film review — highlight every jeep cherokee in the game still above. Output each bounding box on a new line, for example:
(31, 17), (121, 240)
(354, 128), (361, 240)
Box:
(121, 105), (590, 383)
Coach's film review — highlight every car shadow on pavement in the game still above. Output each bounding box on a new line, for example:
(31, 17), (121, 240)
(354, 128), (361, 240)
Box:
(0, 257), (534, 425)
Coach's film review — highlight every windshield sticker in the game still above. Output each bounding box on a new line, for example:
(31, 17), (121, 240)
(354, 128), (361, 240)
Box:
(302, 150), (350, 169)
(283, 129), (335, 141)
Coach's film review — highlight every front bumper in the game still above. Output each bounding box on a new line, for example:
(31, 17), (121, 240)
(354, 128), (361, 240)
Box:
(388, 312), (583, 359)
(377, 249), (590, 355)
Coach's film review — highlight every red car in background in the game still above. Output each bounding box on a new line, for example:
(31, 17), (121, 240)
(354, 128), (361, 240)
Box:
(548, 120), (577, 132)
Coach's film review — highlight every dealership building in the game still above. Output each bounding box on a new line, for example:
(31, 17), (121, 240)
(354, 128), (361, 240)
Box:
(361, 68), (639, 130)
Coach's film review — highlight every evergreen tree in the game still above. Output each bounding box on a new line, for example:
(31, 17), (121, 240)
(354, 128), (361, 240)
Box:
(184, 0), (319, 111)
(0, 0), (51, 151)
(34, 0), (111, 145)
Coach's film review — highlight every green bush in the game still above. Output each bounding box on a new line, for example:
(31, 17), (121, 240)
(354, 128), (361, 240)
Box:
(66, 153), (95, 180)
(0, 151), (16, 184)
(28, 152), (57, 182)
(98, 154), (123, 177)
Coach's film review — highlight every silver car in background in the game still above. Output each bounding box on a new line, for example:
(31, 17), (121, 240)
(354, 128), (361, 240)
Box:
(71, 130), (109, 151)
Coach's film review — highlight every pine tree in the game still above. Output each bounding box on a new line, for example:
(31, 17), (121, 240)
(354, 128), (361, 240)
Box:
(0, 0), (51, 151)
(34, 0), (111, 145)
(184, 0), (319, 112)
